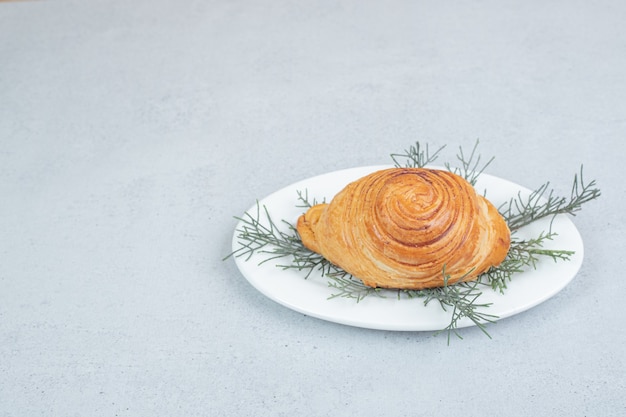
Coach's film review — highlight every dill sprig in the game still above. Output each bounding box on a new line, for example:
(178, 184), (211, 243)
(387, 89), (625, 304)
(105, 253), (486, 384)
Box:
(295, 189), (325, 209)
(390, 142), (445, 168)
(425, 276), (498, 343)
(225, 203), (325, 279)
(326, 273), (383, 302)
(482, 231), (576, 293)
(391, 139), (494, 187)
(500, 166), (600, 231)
(444, 139), (495, 186)
(227, 140), (600, 342)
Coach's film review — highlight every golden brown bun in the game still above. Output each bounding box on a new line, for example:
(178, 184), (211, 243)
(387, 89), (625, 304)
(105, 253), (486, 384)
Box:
(296, 168), (511, 289)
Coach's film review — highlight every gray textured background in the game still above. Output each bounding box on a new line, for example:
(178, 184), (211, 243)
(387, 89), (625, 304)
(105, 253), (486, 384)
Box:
(1, 0), (624, 415)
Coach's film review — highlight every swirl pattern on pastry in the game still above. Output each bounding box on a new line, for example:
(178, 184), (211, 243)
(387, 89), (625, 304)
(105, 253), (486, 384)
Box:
(296, 168), (511, 289)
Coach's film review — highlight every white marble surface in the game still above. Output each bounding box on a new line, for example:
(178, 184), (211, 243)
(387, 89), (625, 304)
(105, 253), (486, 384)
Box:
(1, 0), (625, 415)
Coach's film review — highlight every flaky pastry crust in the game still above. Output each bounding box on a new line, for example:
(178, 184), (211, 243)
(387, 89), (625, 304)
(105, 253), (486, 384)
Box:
(296, 168), (511, 289)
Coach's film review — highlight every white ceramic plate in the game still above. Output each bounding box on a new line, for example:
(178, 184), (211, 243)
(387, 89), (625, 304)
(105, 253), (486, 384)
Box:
(232, 165), (584, 331)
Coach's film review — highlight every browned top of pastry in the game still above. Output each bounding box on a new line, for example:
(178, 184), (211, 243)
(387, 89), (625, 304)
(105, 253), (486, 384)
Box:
(296, 168), (511, 290)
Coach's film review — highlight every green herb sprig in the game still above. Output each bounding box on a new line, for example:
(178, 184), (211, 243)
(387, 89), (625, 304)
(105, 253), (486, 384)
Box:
(483, 232), (576, 293)
(500, 167), (600, 231)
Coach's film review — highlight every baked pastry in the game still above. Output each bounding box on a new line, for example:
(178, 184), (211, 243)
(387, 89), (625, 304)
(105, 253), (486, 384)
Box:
(296, 168), (511, 289)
